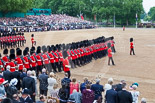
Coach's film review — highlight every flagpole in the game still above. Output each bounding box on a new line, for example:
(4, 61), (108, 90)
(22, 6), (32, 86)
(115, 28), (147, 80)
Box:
(136, 13), (138, 28)
(114, 13), (116, 28)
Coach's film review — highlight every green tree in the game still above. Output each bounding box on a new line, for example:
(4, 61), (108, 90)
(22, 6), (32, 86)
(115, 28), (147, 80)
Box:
(148, 7), (155, 22)
(33, 0), (45, 8)
(0, 0), (34, 15)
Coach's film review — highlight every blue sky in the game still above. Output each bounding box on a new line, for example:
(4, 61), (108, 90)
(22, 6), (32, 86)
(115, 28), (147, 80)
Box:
(143, 0), (155, 13)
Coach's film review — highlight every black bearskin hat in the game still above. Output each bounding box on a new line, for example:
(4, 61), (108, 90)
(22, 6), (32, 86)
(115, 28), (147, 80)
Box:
(47, 46), (50, 52)
(37, 46), (41, 50)
(111, 36), (114, 40)
(17, 49), (22, 56)
(3, 49), (8, 55)
(63, 50), (68, 59)
(36, 48), (41, 54)
(31, 34), (34, 37)
(31, 46), (35, 51)
(16, 48), (20, 52)
(10, 54), (15, 60)
(30, 49), (35, 55)
(130, 38), (133, 42)
(10, 49), (15, 54)
(23, 50), (28, 56)
(25, 47), (29, 52)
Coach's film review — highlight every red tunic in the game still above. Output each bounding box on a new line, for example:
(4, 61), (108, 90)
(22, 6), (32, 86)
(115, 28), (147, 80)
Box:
(15, 36), (17, 42)
(0, 60), (4, 71)
(67, 51), (71, 60)
(48, 53), (55, 63)
(36, 54), (43, 66)
(58, 52), (63, 62)
(71, 50), (76, 60)
(15, 57), (24, 71)
(42, 54), (49, 64)
(31, 37), (34, 43)
(17, 36), (20, 41)
(54, 52), (59, 63)
(80, 48), (84, 57)
(23, 56), (30, 69)
(62, 58), (70, 72)
(108, 48), (112, 57)
(9, 62), (16, 72)
(2, 56), (9, 68)
(22, 36), (25, 41)
(29, 55), (36, 67)
(7, 37), (10, 43)
(74, 50), (78, 59)
(19, 36), (21, 40)
(130, 42), (134, 48)
(77, 49), (81, 58)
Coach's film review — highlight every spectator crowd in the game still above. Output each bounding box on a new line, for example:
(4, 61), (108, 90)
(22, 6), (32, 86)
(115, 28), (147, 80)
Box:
(0, 14), (95, 33)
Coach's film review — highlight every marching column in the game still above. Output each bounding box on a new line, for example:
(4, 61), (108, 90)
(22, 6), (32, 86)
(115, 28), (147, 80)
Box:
(36, 47), (43, 76)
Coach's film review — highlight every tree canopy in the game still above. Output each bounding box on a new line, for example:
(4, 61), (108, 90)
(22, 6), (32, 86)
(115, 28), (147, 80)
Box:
(42, 0), (144, 25)
(0, 0), (34, 13)
(148, 7), (155, 22)
(0, 0), (144, 25)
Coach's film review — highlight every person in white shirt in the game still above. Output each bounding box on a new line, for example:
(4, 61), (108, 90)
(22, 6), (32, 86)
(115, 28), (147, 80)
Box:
(130, 85), (140, 103)
(47, 72), (57, 96)
(104, 78), (113, 95)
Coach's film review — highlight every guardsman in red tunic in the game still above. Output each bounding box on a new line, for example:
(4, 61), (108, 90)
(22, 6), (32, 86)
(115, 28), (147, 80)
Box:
(36, 47), (43, 76)
(110, 37), (116, 53)
(23, 50), (30, 70)
(42, 46), (50, 73)
(83, 45), (88, 64)
(92, 44), (97, 60)
(10, 34), (13, 48)
(31, 34), (36, 47)
(15, 49), (24, 72)
(3, 34), (6, 48)
(48, 47), (57, 73)
(62, 50), (71, 78)
(7, 35), (10, 48)
(67, 48), (73, 68)
(2, 49), (9, 69)
(53, 47), (61, 72)
(0, 36), (2, 49)
(14, 33), (17, 47)
(29, 49), (37, 71)
(58, 47), (63, 70)
(107, 43), (115, 65)
(70, 46), (76, 68)
(9, 54), (16, 72)
(0, 53), (5, 71)
(19, 33), (22, 47)
(77, 46), (82, 66)
(89, 46), (93, 62)
(74, 48), (80, 66)
(130, 38), (135, 55)
(17, 34), (20, 47)
(21, 33), (25, 47)
(80, 45), (85, 65)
